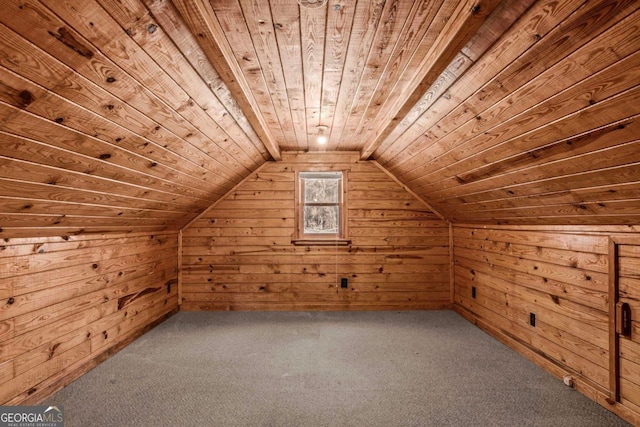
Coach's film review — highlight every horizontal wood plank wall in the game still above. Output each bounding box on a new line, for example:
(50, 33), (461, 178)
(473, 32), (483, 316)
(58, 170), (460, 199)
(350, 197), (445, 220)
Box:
(453, 224), (640, 425)
(182, 153), (450, 311)
(0, 231), (179, 404)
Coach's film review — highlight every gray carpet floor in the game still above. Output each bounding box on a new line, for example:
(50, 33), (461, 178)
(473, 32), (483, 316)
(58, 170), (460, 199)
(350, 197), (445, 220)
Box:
(45, 311), (630, 426)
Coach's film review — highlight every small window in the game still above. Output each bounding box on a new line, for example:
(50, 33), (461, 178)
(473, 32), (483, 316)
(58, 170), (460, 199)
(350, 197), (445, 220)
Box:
(294, 171), (349, 244)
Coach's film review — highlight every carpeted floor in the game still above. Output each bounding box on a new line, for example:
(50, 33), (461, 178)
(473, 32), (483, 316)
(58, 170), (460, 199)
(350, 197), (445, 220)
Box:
(45, 311), (630, 426)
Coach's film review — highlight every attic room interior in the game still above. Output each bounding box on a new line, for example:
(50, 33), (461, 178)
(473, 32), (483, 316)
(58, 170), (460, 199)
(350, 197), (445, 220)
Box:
(0, 0), (639, 424)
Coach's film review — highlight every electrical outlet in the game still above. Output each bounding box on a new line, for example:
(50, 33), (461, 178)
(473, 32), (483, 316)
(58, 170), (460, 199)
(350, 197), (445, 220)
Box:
(341, 278), (348, 289)
(471, 286), (476, 299)
(530, 312), (536, 327)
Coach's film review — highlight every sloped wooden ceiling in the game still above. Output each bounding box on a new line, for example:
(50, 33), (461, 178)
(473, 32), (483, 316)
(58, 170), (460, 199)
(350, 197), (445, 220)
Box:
(0, 0), (269, 237)
(0, 0), (639, 238)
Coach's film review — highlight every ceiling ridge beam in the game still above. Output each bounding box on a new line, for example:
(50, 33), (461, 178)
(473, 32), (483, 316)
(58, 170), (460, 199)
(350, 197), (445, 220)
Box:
(360, 0), (501, 160)
(171, 0), (281, 161)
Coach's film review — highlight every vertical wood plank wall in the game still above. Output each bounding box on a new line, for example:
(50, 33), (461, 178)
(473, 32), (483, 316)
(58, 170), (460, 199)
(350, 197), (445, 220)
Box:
(181, 153), (451, 311)
(453, 225), (640, 425)
(617, 243), (640, 417)
(0, 232), (179, 405)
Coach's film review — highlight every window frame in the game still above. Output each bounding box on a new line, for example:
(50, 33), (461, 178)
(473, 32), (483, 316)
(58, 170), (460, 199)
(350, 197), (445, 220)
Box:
(293, 169), (350, 245)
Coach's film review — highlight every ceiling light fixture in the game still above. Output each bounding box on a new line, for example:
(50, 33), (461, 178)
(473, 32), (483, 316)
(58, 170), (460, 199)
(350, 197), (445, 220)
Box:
(317, 125), (328, 145)
(297, 0), (328, 9)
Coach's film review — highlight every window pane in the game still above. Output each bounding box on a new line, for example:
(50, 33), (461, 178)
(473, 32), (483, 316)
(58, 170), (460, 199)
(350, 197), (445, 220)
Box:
(303, 206), (339, 234)
(303, 178), (340, 203)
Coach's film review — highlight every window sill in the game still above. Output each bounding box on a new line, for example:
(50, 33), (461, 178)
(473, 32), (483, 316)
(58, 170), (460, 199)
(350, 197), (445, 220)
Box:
(291, 239), (351, 246)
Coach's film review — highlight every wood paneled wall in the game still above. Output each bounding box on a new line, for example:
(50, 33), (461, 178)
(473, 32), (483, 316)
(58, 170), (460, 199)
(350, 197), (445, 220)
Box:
(181, 152), (451, 311)
(0, 232), (178, 404)
(453, 224), (640, 425)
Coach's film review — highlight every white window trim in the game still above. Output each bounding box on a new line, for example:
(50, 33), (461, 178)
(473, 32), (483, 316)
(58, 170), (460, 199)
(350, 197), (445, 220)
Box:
(292, 169), (350, 246)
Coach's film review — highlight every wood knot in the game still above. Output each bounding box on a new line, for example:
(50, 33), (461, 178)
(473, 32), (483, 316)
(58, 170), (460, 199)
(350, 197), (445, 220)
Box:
(106, 76), (116, 83)
(7, 297), (15, 305)
(99, 153), (112, 160)
(48, 343), (61, 359)
(18, 90), (34, 107)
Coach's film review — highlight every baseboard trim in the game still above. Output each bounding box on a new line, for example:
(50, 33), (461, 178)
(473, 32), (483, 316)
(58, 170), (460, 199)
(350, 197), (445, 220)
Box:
(180, 302), (454, 311)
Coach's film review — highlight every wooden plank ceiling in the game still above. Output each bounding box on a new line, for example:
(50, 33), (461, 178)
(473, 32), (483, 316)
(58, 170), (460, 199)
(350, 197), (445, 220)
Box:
(0, 0), (639, 237)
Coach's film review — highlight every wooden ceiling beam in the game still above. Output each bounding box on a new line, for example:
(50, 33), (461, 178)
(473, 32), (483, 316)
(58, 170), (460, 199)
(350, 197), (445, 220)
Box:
(171, 0), (282, 161)
(360, 0), (501, 160)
